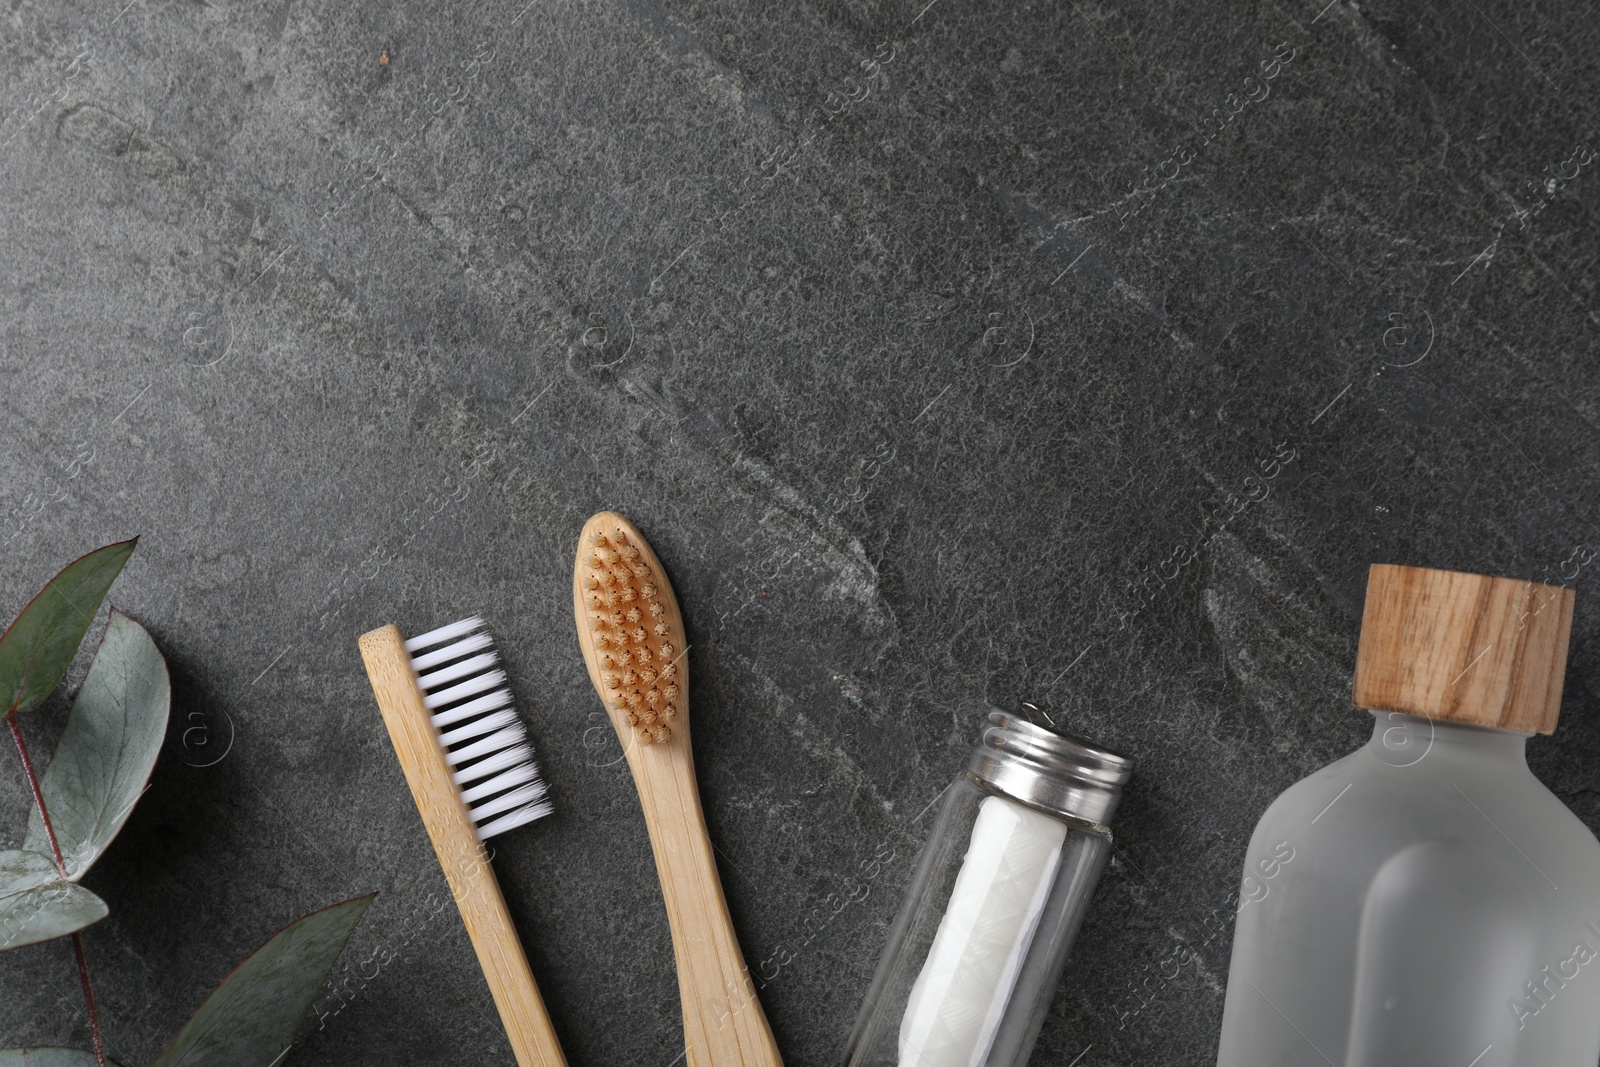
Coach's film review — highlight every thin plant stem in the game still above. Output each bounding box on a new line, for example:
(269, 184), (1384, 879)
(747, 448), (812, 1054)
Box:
(72, 932), (109, 1067)
(6, 708), (65, 871)
(7, 707), (108, 1066)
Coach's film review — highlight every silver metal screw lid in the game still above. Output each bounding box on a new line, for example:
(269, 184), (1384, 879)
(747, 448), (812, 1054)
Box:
(967, 707), (1133, 827)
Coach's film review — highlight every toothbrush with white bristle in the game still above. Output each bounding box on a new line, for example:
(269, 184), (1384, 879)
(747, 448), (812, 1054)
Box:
(360, 615), (568, 1067)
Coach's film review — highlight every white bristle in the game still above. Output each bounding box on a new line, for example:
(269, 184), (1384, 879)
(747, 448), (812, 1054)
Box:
(451, 745), (527, 786)
(431, 688), (513, 728)
(406, 615), (486, 652)
(476, 803), (553, 840)
(445, 723), (528, 766)
(469, 781), (550, 822)
(407, 616), (552, 840)
(423, 668), (508, 709)
(418, 651), (501, 690)
(459, 760), (541, 804)
(438, 708), (520, 747)
(410, 631), (493, 671)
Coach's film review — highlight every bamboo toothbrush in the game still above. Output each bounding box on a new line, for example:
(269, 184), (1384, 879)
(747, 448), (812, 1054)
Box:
(572, 511), (785, 1067)
(359, 616), (569, 1067)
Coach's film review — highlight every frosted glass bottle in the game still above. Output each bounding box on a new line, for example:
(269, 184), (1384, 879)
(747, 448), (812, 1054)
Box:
(843, 708), (1132, 1067)
(1216, 564), (1600, 1067)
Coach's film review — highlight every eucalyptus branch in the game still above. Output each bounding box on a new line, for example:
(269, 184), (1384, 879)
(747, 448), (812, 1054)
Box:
(7, 707), (108, 1067)
(0, 541), (367, 1066)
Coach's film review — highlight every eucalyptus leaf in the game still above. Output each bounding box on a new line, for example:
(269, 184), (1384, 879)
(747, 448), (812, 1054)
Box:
(22, 611), (170, 880)
(0, 539), (136, 716)
(150, 895), (375, 1067)
(0, 1048), (120, 1066)
(0, 850), (107, 951)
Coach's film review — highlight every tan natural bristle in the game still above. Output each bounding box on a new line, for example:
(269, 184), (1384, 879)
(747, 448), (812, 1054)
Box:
(576, 516), (688, 745)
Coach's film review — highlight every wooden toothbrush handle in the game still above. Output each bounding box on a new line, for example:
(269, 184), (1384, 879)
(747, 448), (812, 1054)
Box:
(628, 737), (785, 1067)
(360, 626), (569, 1067)
(441, 853), (568, 1067)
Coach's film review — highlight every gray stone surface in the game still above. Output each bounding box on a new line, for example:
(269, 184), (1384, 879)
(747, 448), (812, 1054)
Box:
(2, 0), (1599, 1063)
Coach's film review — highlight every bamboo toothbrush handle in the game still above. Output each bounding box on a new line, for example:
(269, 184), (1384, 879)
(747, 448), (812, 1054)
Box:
(360, 626), (569, 1067)
(628, 738), (784, 1067)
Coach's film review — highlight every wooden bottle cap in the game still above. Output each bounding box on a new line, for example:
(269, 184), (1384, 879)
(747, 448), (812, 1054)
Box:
(1353, 564), (1574, 734)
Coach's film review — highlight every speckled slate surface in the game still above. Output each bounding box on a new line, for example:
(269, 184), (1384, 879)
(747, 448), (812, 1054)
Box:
(2, 0), (1599, 1063)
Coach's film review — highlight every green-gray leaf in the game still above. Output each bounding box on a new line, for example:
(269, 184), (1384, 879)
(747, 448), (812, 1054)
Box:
(22, 611), (169, 881)
(0, 850), (108, 951)
(0, 539), (136, 716)
(150, 895), (375, 1067)
(0, 1048), (121, 1066)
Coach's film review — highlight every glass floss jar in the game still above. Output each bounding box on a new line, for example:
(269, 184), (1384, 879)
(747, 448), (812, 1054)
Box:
(844, 708), (1133, 1067)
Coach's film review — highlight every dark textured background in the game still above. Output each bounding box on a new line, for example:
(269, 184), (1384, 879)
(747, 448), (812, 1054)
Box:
(3, 0), (1599, 1063)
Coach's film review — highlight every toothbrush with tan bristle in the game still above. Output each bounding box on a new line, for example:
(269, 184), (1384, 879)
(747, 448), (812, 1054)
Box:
(572, 511), (785, 1067)
(359, 616), (569, 1067)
